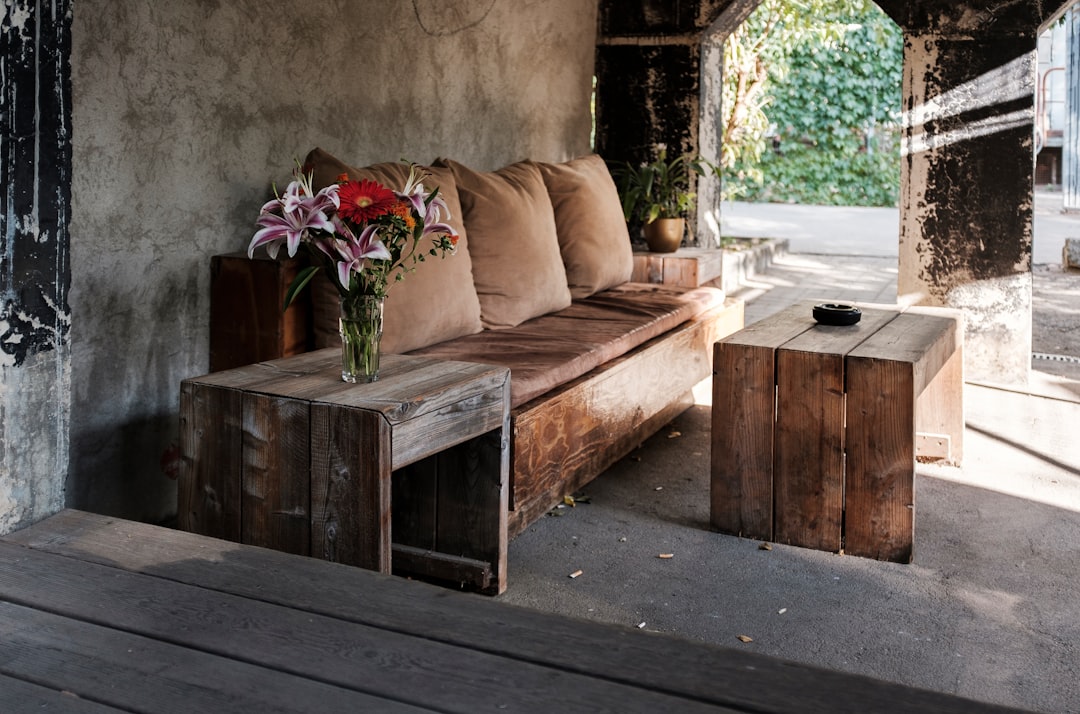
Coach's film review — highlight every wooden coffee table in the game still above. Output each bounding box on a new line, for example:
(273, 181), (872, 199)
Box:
(179, 349), (510, 593)
(710, 301), (963, 562)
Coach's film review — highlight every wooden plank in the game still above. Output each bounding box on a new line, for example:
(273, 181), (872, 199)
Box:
(392, 456), (440, 551)
(915, 336), (964, 464)
(392, 544), (493, 591)
(177, 380), (242, 541)
(391, 381), (508, 469)
(773, 308), (899, 552)
(309, 403), (391, 571)
(242, 393), (311, 556)
(631, 254), (665, 283)
(773, 348), (847, 551)
(663, 256), (701, 287)
(433, 429), (508, 594)
(711, 301), (815, 541)
(711, 340), (777, 540)
(0, 602), (422, 714)
(844, 356), (916, 562)
(846, 311), (959, 397)
(6, 511), (1024, 714)
(843, 308), (962, 560)
(0, 544), (729, 714)
(510, 298), (743, 534)
(0, 672), (122, 713)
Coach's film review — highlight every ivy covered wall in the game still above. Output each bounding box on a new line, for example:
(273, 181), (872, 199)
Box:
(723, 0), (904, 206)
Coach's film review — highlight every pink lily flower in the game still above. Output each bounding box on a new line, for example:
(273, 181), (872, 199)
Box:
(331, 223), (391, 290)
(247, 177), (339, 259)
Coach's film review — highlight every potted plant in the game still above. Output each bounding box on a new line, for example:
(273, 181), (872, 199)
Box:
(614, 144), (716, 253)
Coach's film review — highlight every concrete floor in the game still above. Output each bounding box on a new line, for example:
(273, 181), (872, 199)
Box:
(497, 204), (1080, 713)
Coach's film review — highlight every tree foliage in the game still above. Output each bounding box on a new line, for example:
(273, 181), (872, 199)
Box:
(721, 0), (903, 206)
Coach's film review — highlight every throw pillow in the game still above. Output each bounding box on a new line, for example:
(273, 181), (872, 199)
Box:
(534, 155), (634, 299)
(436, 158), (572, 329)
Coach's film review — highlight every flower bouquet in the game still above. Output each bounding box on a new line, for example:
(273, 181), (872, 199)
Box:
(248, 162), (458, 382)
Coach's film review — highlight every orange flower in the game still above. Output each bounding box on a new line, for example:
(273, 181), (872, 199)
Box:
(338, 179), (396, 223)
(389, 200), (416, 230)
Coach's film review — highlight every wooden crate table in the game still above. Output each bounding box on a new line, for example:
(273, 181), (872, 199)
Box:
(631, 247), (725, 288)
(179, 349), (511, 594)
(710, 301), (963, 562)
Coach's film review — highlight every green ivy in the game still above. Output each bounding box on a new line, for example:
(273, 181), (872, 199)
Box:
(724, 1), (903, 207)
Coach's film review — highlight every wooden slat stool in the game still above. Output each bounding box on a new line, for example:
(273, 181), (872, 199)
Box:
(710, 301), (963, 562)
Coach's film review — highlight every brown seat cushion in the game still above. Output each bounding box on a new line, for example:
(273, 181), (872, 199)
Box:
(407, 283), (726, 408)
(435, 159), (572, 329)
(303, 147), (483, 354)
(533, 155), (634, 299)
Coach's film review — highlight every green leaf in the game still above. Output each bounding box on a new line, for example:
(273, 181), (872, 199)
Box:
(283, 265), (319, 311)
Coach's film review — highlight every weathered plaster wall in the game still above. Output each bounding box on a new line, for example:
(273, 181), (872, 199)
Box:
(68, 0), (597, 523)
(1, 1), (72, 534)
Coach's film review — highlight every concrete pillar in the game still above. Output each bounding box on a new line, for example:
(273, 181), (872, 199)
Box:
(876, 0), (1074, 384)
(0, 1), (73, 533)
(898, 30), (1036, 384)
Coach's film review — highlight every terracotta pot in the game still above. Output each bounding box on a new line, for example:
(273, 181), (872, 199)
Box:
(643, 218), (685, 253)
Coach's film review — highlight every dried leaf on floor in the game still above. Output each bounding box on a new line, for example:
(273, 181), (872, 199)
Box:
(736, 635), (753, 643)
(563, 495), (576, 507)
(758, 542), (772, 551)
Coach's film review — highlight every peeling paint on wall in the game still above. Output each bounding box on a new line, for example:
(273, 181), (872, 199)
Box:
(1, 0), (73, 533)
(898, 28), (1036, 384)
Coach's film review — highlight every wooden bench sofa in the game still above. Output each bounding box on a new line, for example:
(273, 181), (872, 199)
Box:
(206, 148), (744, 550)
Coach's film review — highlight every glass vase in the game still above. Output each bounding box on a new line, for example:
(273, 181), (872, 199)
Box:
(339, 295), (384, 383)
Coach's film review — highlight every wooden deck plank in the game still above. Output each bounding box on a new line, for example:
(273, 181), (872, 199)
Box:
(0, 541), (730, 714)
(3, 510), (1022, 714)
(0, 673), (123, 713)
(0, 602), (422, 714)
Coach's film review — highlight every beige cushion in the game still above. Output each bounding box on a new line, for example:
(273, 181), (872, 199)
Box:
(302, 147), (482, 353)
(436, 158), (571, 329)
(533, 155), (633, 299)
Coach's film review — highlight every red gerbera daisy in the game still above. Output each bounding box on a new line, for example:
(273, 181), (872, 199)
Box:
(338, 179), (396, 223)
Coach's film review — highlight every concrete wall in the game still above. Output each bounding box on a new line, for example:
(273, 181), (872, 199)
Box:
(66, 0), (597, 524)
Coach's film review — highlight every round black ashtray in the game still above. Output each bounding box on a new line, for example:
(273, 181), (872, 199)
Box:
(813, 303), (862, 326)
